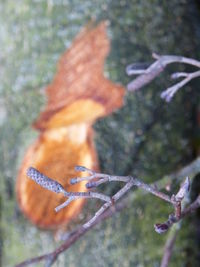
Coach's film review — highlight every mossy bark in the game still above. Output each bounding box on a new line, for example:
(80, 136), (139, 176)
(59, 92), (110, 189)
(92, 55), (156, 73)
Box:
(1, 0), (200, 266)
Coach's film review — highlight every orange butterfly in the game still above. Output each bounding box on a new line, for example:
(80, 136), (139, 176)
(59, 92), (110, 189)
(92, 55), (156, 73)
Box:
(16, 22), (124, 229)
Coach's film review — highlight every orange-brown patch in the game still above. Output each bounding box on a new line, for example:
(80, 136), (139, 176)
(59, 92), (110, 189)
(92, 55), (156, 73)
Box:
(16, 22), (124, 229)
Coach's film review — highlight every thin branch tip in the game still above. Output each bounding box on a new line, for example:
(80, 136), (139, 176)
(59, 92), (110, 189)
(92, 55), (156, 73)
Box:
(127, 53), (200, 100)
(74, 165), (95, 175)
(70, 178), (78, 185)
(152, 52), (160, 59)
(86, 181), (97, 189)
(175, 176), (190, 202)
(74, 165), (87, 172)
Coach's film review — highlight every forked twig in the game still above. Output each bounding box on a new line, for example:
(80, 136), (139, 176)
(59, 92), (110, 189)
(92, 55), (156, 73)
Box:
(14, 49), (200, 267)
(16, 157), (200, 267)
(27, 167), (111, 212)
(27, 166), (191, 233)
(127, 53), (200, 101)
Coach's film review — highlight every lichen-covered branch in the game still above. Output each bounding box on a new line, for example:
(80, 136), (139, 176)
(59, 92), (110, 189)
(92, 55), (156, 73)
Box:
(127, 53), (200, 101)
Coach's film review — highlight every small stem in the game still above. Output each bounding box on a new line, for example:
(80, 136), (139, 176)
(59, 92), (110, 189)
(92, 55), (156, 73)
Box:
(55, 192), (111, 212)
(161, 70), (200, 102)
(174, 201), (181, 219)
(160, 226), (179, 267)
(155, 195), (200, 234)
(83, 180), (135, 229)
(16, 158), (200, 267)
(127, 53), (200, 96)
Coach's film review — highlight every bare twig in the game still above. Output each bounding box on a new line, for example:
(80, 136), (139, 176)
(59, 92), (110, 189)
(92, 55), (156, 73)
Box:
(127, 53), (200, 101)
(182, 194), (200, 215)
(27, 167), (174, 213)
(16, 49), (200, 267)
(83, 180), (135, 229)
(72, 170), (173, 204)
(172, 176), (190, 219)
(27, 167), (111, 214)
(15, 192), (200, 267)
(15, 200), (127, 267)
(175, 176), (190, 202)
(159, 194), (200, 266)
(160, 70), (200, 102)
(154, 194), (200, 234)
(16, 158), (200, 267)
(55, 191), (112, 212)
(27, 167), (192, 234)
(160, 226), (180, 267)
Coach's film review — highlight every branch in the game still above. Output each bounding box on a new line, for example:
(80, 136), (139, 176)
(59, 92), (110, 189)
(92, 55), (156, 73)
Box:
(126, 53), (200, 101)
(15, 199), (127, 267)
(154, 194), (200, 234)
(27, 167), (111, 213)
(83, 180), (134, 228)
(16, 158), (200, 267)
(160, 226), (179, 267)
(27, 167), (192, 233)
(160, 70), (200, 102)
(27, 166), (175, 215)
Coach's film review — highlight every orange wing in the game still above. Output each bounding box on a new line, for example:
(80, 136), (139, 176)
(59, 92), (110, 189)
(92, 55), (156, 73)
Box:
(34, 22), (124, 131)
(16, 22), (125, 229)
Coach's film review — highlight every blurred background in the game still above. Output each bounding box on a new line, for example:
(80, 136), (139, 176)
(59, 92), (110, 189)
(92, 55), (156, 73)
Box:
(1, 0), (200, 266)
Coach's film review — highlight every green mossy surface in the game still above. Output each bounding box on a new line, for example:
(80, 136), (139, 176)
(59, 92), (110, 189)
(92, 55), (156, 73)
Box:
(1, 1), (200, 266)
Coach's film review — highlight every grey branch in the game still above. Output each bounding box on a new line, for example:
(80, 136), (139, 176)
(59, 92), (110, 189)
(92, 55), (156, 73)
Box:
(27, 167), (111, 213)
(161, 70), (200, 102)
(55, 192), (111, 212)
(154, 194), (200, 234)
(160, 226), (179, 267)
(72, 169), (175, 205)
(174, 176), (190, 202)
(16, 157), (200, 267)
(83, 180), (135, 229)
(27, 166), (193, 234)
(127, 53), (200, 101)
(70, 170), (194, 234)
